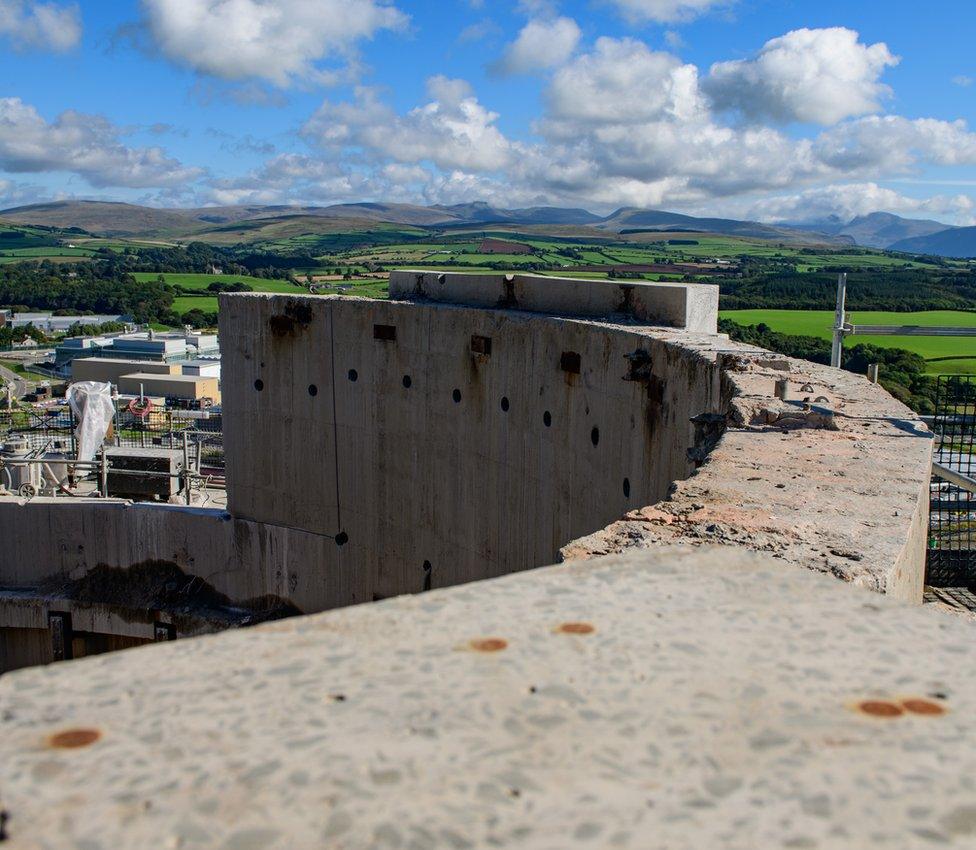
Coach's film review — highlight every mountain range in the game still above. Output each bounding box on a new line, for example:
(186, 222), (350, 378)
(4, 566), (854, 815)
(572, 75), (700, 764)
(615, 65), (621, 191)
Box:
(0, 200), (972, 256)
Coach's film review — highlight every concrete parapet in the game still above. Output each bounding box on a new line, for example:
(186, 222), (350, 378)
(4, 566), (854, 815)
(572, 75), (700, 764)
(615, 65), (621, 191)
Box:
(389, 270), (719, 332)
(1, 545), (973, 848)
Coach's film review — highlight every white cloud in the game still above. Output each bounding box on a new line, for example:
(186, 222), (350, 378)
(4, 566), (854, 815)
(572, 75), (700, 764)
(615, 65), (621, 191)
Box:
(140, 0), (407, 87)
(0, 98), (202, 188)
(544, 37), (703, 126)
(303, 77), (518, 173)
(606, 0), (732, 24)
(814, 116), (976, 174)
(493, 16), (580, 75)
(953, 75), (973, 88)
(458, 18), (499, 44)
(742, 183), (975, 226)
(705, 28), (899, 125)
(255, 34), (976, 219)
(0, 0), (80, 51)
(27, 21), (967, 226)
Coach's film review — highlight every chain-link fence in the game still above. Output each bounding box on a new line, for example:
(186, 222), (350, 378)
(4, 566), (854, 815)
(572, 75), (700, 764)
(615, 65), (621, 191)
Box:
(928, 375), (976, 590)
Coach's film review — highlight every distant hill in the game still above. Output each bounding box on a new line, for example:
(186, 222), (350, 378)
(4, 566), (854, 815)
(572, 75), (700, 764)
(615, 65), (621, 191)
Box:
(889, 226), (976, 258)
(836, 212), (953, 249)
(595, 207), (835, 244)
(0, 201), (203, 237)
(0, 199), (853, 245)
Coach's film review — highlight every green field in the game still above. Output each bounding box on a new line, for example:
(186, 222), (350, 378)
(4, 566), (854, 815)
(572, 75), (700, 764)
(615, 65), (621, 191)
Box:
(721, 309), (976, 374)
(133, 272), (307, 293)
(172, 296), (219, 314)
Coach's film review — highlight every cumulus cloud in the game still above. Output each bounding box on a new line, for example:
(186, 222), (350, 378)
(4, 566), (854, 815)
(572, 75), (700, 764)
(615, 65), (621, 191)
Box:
(27, 20), (968, 226)
(606, 0), (732, 23)
(814, 116), (976, 174)
(248, 31), (976, 220)
(705, 28), (899, 125)
(303, 76), (518, 173)
(140, 0), (407, 87)
(0, 0), (80, 51)
(493, 16), (580, 75)
(743, 183), (975, 225)
(544, 37), (703, 126)
(0, 97), (202, 188)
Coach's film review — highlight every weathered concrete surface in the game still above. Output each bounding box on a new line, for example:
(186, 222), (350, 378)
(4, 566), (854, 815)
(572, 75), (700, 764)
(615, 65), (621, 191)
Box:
(562, 349), (933, 602)
(2, 546), (974, 849)
(390, 270), (719, 333)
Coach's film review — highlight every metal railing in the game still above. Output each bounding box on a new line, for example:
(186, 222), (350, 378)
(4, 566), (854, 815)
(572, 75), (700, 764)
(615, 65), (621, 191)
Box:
(0, 401), (226, 499)
(1, 405), (224, 468)
(927, 375), (976, 591)
(830, 273), (976, 367)
(0, 448), (223, 504)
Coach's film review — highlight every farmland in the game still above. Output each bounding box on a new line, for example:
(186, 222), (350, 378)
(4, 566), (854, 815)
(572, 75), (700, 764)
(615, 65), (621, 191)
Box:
(131, 272), (307, 294)
(288, 230), (955, 279)
(721, 309), (976, 374)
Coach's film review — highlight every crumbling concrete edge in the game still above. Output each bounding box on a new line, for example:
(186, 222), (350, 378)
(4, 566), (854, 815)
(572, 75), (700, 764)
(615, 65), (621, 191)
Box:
(560, 346), (934, 603)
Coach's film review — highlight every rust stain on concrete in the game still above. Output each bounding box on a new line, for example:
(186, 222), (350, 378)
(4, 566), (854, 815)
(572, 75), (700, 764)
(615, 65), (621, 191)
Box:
(47, 728), (101, 749)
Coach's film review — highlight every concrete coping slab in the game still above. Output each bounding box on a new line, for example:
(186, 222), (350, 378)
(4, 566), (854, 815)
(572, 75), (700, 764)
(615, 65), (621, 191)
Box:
(1, 545), (975, 848)
(389, 270), (719, 333)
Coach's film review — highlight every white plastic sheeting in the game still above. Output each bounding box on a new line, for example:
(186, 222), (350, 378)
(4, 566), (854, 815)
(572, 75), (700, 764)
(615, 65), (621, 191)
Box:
(66, 381), (115, 463)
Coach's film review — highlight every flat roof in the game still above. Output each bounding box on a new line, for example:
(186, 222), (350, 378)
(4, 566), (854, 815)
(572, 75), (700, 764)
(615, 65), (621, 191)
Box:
(120, 373), (214, 383)
(72, 357), (170, 366)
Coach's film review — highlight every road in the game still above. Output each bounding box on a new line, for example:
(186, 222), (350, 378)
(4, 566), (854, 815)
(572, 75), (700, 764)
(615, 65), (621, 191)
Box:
(0, 362), (27, 400)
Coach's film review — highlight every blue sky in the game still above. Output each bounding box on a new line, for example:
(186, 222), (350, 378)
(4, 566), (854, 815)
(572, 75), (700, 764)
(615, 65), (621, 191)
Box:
(0, 0), (975, 222)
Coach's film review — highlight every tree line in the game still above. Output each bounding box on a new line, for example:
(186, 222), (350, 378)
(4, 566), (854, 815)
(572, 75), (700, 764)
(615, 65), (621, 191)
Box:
(720, 269), (976, 312)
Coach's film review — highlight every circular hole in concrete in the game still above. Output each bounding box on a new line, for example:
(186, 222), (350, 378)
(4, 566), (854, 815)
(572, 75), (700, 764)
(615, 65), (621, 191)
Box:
(348, 369), (358, 382)
(501, 396), (510, 412)
(623, 477), (631, 498)
(335, 531), (349, 547)
(543, 410), (552, 427)
(452, 388), (462, 404)
(308, 384), (318, 397)
(591, 426), (600, 446)
(402, 375), (412, 389)
(253, 379), (264, 392)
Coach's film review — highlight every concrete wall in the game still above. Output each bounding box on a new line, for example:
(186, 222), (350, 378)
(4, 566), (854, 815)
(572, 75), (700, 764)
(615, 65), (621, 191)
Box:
(0, 275), (934, 673)
(221, 295), (720, 598)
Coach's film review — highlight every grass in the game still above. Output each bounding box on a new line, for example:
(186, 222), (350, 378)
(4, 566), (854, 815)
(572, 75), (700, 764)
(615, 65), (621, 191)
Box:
(721, 309), (976, 374)
(133, 272), (307, 294)
(0, 359), (49, 381)
(172, 280), (389, 315)
(172, 296), (219, 314)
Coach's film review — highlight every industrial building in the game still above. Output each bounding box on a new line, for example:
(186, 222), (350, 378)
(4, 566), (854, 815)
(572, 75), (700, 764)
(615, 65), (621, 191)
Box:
(70, 357), (179, 384)
(55, 329), (220, 374)
(116, 372), (220, 403)
(0, 310), (131, 333)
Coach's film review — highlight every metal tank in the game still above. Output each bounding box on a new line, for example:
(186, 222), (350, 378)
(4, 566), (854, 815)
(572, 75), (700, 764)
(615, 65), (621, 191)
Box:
(1, 436), (42, 497)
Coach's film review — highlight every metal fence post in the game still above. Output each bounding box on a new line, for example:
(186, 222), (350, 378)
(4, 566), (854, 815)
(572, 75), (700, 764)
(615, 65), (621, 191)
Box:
(99, 448), (108, 497)
(182, 430), (191, 505)
(830, 272), (847, 368)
